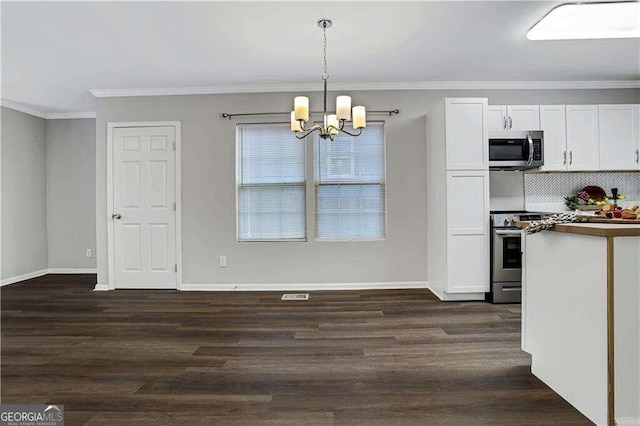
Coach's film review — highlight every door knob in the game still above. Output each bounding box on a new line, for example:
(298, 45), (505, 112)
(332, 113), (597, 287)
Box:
(112, 213), (122, 220)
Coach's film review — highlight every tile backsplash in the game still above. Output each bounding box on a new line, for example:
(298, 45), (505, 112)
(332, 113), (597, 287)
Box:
(524, 171), (640, 204)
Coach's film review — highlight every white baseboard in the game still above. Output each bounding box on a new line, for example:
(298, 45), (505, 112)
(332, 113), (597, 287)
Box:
(48, 268), (97, 274)
(93, 283), (110, 291)
(426, 283), (486, 301)
(1, 269), (48, 286)
(179, 281), (429, 292)
(616, 417), (640, 426)
(1, 269), (98, 286)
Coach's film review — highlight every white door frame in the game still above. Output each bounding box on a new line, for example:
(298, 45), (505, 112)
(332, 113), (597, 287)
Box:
(106, 121), (182, 290)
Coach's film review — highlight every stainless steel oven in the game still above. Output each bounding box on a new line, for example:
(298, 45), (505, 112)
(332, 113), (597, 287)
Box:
(489, 130), (544, 170)
(489, 211), (545, 304)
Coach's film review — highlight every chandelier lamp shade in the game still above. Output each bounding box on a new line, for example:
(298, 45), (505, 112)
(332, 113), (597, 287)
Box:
(291, 18), (366, 140)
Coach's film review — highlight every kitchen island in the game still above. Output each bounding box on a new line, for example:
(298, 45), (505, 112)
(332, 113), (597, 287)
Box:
(520, 223), (640, 426)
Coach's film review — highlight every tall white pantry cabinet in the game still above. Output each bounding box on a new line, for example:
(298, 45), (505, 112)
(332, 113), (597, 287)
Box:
(426, 98), (490, 301)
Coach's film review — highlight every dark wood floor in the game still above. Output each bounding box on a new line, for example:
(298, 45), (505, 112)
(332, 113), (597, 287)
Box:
(1, 274), (591, 425)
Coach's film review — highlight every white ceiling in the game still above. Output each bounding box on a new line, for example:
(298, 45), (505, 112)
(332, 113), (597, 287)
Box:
(2, 1), (639, 113)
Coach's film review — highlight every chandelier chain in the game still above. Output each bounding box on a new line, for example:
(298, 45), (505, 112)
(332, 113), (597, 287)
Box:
(322, 25), (328, 81)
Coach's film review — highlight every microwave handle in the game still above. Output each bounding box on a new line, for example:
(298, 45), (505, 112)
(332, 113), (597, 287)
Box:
(526, 135), (534, 166)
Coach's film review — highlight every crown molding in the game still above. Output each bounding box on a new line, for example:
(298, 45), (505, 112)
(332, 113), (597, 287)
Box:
(89, 80), (640, 98)
(47, 112), (97, 119)
(0, 99), (47, 119)
(1, 99), (96, 120)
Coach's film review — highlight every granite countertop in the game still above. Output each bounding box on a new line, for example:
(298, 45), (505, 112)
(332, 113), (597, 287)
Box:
(517, 221), (640, 237)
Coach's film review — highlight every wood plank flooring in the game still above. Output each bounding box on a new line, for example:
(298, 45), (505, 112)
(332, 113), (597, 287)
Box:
(1, 274), (592, 425)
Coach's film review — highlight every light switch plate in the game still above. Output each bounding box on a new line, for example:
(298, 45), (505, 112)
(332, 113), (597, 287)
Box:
(219, 256), (227, 268)
(85, 249), (92, 258)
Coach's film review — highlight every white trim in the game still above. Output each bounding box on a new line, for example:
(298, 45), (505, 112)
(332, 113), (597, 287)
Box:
(0, 99), (96, 120)
(1, 269), (48, 286)
(179, 281), (429, 292)
(89, 80), (640, 99)
(106, 121), (182, 291)
(427, 284), (486, 302)
(0, 99), (47, 119)
(616, 417), (640, 425)
(47, 112), (97, 120)
(48, 268), (97, 274)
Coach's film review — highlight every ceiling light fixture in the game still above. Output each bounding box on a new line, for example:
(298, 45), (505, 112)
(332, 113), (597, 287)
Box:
(291, 18), (366, 140)
(527, 1), (640, 40)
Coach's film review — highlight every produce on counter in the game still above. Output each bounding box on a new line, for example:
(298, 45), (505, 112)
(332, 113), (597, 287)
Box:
(595, 203), (640, 220)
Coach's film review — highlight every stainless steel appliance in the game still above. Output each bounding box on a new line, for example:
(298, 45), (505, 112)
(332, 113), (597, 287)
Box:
(489, 211), (546, 304)
(489, 130), (544, 170)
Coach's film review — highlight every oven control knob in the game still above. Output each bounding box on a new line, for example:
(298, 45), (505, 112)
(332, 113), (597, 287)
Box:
(503, 217), (511, 226)
(511, 216), (519, 224)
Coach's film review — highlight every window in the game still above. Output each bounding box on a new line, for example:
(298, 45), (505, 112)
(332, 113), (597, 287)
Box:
(236, 123), (306, 241)
(314, 122), (386, 240)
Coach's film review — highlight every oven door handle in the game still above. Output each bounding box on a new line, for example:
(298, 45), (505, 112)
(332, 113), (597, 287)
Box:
(495, 230), (522, 236)
(526, 135), (534, 166)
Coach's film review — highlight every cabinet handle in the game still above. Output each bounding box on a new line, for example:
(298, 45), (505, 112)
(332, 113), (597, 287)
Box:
(508, 116), (513, 129)
(502, 116), (507, 130)
(636, 149), (639, 163)
(563, 150), (567, 165)
(569, 151), (573, 166)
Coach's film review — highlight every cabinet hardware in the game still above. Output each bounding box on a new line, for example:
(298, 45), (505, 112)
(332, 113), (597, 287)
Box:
(112, 213), (122, 220)
(502, 116), (507, 129)
(636, 149), (639, 163)
(508, 116), (513, 129)
(563, 150), (567, 165)
(569, 151), (573, 166)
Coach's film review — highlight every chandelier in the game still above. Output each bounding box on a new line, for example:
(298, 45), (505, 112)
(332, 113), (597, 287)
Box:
(291, 18), (366, 141)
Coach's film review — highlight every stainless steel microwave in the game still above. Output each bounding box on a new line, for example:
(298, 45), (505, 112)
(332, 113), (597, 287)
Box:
(489, 130), (544, 170)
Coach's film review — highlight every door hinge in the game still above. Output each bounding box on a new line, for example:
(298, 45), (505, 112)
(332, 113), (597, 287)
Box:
(175, 264), (178, 272)
(173, 141), (176, 150)
(173, 202), (177, 211)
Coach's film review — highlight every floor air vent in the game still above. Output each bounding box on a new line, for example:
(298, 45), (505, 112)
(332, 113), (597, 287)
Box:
(281, 293), (309, 301)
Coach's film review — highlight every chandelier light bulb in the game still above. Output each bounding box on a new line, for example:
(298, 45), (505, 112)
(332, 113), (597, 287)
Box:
(294, 96), (309, 121)
(353, 106), (367, 129)
(336, 96), (351, 121)
(291, 112), (303, 132)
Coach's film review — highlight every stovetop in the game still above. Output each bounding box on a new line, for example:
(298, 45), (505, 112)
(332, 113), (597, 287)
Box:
(490, 210), (549, 228)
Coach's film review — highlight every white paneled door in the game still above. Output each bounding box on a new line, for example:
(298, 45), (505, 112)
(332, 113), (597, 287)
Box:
(112, 126), (177, 289)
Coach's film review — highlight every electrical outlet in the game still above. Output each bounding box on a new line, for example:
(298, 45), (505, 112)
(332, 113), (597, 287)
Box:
(219, 256), (227, 268)
(85, 249), (92, 258)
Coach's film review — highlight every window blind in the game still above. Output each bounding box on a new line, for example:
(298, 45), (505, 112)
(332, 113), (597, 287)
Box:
(236, 123), (306, 241)
(314, 122), (386, 240)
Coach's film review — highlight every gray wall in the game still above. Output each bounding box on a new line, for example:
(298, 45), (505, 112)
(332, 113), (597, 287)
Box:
(1, 107), (48, 279)
(46, 118), (96, 269)
(95, 89), (640, 287)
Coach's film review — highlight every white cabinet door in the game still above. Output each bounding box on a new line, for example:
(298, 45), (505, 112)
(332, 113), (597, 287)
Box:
(446, 170), (489, 293)
(445, 98), (488, 170)
(487, 105), (507, 132)
(598, 104), (640, 171)
(539, 105), (568, 171)
(507, 105), (540, 130)
(566, 105), (599, 171)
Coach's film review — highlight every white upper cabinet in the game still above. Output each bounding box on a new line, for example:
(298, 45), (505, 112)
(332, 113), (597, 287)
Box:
(539, 105), (567, 171)
(566, 105), (599, 171)
(445, 98), (488, 170)
(598, 104), (640, 171)
(487, 105), (507, 132)
(507, 105), (541, 130)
